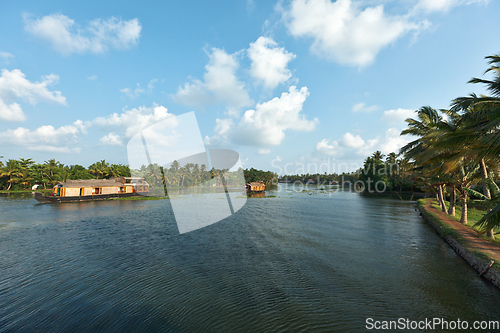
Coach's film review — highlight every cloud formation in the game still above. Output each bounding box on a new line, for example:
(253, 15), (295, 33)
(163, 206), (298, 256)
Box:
(0, 52), (14, 63)
(248, 36), (296, 89)
(24, 13), (141, 55)
(0, 69), (66, 121)
(352, 102), (378, 112)
(279, 0), (425, 66)
(381, 108), (415, 124)
(100, 132), (123, 146)
(120, 79), (157, 99)
(173, 48), (252, 110)
(0, 120), (88, 153)
(233, 86), (317, 146)
(94, 104), (176, 139)
(205, 86), (317, 147)
(414, 0), (487, 13)
(315, 139), (338, 156)
(315, 128), (411, 158)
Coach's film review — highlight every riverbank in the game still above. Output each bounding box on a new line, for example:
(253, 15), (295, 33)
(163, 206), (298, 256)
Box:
(417, 198), (500, 288)
(0, 189), (52, 193)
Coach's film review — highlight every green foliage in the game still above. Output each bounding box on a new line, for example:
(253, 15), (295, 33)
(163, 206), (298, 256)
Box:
(243, 168), (277, 185)
(399, 54), (500, 230)
(0, 157), (131, 191)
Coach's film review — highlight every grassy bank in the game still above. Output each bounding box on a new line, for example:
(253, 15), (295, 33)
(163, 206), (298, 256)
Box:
(424, 198), (500, 244)
(0, 189), (53, 193)
(417, 198), (500, 271)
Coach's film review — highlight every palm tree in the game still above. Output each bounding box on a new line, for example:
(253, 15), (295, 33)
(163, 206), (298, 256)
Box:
(170, 160), (180, 171)
(400, 106), (448, 211)
(449, 55), (500, 236)
(469, 179), (500, 233)
(0, 159), (21, 190)
(372, 151), (384, 161)
(89, 160), (110, 179)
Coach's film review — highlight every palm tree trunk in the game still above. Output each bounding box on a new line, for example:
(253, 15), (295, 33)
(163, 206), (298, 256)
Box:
(479, 158), (495, 239)
(448, 185), (455, 216)
(460, 193), (468, 224)
(438, 185), (447, 212)
(480, 158), (491, 198)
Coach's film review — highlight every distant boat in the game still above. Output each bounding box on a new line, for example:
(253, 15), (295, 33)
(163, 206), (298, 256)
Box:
(34, 177), (149, 203)
(245, 181), (265, 193)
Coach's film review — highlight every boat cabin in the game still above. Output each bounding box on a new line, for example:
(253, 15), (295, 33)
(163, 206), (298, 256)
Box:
(52, 177), (149, 197)
(245, 181), (265, 192)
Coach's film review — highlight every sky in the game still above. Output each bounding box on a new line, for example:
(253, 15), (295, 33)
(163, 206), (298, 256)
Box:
(0, 0), (498, 175)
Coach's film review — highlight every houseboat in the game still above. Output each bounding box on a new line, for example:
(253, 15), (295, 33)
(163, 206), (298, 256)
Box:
(34, 177), (149, 203)
(245, 181), (266, 193)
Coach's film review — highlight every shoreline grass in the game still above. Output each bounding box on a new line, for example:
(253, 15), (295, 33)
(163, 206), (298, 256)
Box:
(417, 198), (500, 271)
(0, 189), (52, 193)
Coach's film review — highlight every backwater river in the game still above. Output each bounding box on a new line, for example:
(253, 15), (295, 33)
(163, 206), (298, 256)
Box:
(1, 186), (499, 332)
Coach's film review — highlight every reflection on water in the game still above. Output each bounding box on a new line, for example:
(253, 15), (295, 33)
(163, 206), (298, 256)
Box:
(166, 186), (242, 196)
(0, 188), (499, 332)
(247, 192), (266, 198)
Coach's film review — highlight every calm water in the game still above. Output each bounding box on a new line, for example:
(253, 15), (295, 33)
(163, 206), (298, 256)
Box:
(1, 187), (499, 332)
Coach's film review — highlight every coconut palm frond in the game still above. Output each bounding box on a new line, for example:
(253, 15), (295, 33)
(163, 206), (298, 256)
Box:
(475, 203), (500, 230)
(465, 187), (490, 200)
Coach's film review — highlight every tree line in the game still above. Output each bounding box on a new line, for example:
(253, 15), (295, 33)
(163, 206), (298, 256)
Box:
(0, 157), (275, 192)
(278, 152), (416, 192)
(0, 158), (131, 191)
(394, 54), (500, 238)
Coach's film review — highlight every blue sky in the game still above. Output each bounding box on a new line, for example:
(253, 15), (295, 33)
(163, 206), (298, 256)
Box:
(0, 0), (498, 174)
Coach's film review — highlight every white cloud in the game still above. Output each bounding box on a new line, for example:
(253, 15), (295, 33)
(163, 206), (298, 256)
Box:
(315, 139), (338, 155)
(233, 86), (317, 146)
(0, 69), (66, 121)
(414, 0), (488, 13)
(378, 127), (410, 154)
(315, 128), (409, 158)
(204, 86), (316, 147)
(24, 13), (141, 55)
(214, 118), (233, 136)
(352, 102), (378, 112)
(100, 132), (123, 146)
(93, 104), (176, 138)
(0, 100), (25, 122)
(204, 118), (234, 147)
(0, 69), (66, 105)
(87, 75), (97, 80)
(279, 0), (425, 66)
(0, 52), (14, 63)
(258, 148), (271, 154)
(0, 120), (88, 153)
(173, 48), (252, 109)
(356, 137), (380, 156)
(339, 132), (365, 148)
(120, 79), (157, 99)
(248, 36), (296, 88)
(381, 108), (415, 124)
(120, 84), (145, 99)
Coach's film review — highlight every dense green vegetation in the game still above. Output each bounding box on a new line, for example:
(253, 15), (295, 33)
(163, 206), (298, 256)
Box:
(0, 156), (275, 194)
(277, 152), (417, 192)
(0, 158), (131, 190)
(398, 54), (500, 238)
(243, 168), (278, 185)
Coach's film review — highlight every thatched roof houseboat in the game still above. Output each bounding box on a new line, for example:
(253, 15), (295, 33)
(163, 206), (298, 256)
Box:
(35, 177), (149, 203)
(245, 181), (265, 192)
